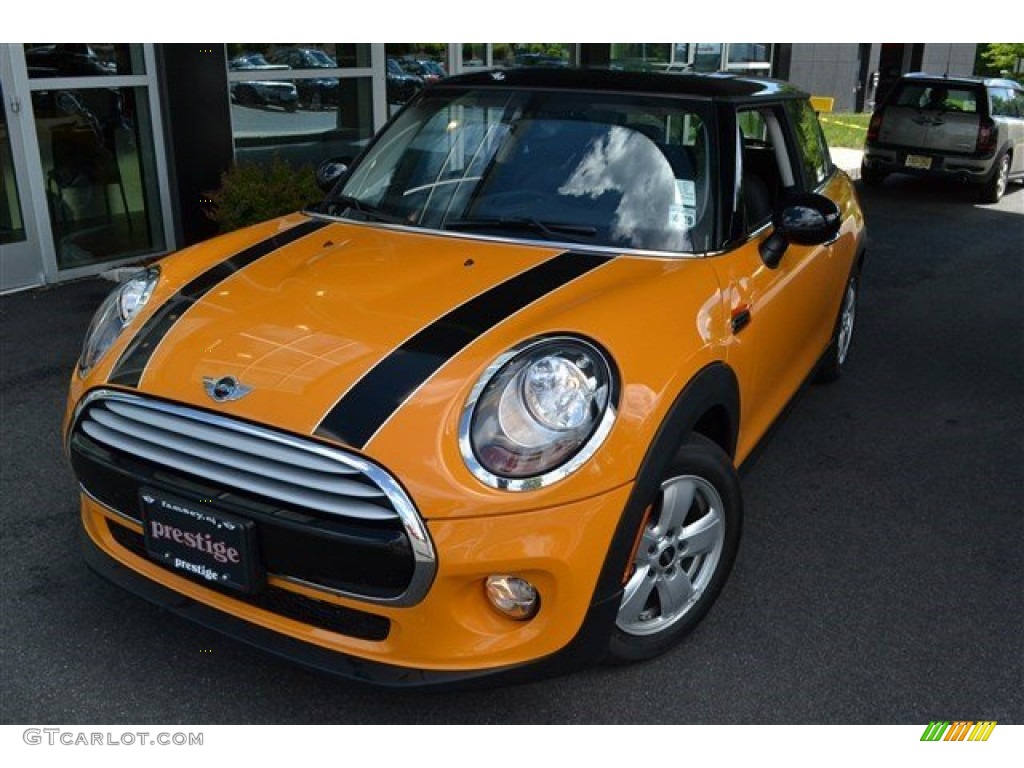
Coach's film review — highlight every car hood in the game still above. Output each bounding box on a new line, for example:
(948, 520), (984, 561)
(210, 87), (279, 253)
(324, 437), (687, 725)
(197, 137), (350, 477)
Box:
(105, 215), (594, 444)
(85, 213), (721, 518)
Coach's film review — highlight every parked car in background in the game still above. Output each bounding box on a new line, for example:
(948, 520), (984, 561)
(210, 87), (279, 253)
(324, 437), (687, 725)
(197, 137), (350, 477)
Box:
(267, 47), (340, 110)
(862, 73), (1024, 202)
(67, 69), (865, 687)
(25, 44), (117, 77)
(386, 57), (424, 104)
(228, 53), (299, 112)
(400, 58), (447, 84)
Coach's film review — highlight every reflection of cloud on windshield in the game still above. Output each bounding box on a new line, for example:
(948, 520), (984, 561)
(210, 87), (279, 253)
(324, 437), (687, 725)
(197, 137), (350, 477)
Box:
(557, 126), (688, 251)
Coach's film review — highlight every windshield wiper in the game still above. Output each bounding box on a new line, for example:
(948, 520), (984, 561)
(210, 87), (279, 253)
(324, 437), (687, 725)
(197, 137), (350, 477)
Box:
(444, 217), (597, 243)
(312, 195), (407, 225)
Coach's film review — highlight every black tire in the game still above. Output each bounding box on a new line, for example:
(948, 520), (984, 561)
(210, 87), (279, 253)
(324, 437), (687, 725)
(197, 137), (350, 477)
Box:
(606, 433), (742, 663)
(979, 151), (1010, 204)
(817, 272), (858, 383)
(860, 163), (887, 187)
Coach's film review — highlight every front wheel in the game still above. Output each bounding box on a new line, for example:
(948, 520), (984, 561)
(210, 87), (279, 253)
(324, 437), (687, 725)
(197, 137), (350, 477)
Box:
(607, 434), (742, 663)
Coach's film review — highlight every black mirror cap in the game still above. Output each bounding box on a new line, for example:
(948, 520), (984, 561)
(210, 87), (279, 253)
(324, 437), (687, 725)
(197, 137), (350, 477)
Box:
(775, 192), (842, 246)
(316, 157), (351, 193)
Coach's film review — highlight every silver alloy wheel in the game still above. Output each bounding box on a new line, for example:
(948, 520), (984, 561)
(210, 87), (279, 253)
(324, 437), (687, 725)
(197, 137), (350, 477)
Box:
(616, 475), (726, 637)
(837, 278), (857, 366)
(995, 154), (1009, 200)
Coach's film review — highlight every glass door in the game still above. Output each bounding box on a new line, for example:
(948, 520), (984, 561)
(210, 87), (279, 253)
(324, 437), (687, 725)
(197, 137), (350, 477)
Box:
(20, 44), (171, 278)
(1, 52), (43, 292)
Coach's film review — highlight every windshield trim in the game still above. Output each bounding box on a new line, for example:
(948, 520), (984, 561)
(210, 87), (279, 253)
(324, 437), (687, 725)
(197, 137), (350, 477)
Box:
(303, 208), (712, 259)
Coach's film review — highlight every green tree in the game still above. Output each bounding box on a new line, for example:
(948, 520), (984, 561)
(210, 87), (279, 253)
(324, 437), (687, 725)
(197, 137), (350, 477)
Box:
(976, 43), (1024, 82)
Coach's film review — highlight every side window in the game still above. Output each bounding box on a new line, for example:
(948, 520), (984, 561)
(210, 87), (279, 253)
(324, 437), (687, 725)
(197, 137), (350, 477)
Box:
(737, 106), (795, 233)
(784, 100), (832, 190)
(991, 87), (1023, 118)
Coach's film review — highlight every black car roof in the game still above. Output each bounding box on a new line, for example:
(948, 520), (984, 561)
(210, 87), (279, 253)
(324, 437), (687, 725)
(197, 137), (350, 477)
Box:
(439, 67), (807, 101)
(902, 72), (1022, 89)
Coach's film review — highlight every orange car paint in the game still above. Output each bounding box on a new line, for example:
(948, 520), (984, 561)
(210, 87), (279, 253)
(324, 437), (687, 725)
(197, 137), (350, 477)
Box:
(67, 163), (863, 673)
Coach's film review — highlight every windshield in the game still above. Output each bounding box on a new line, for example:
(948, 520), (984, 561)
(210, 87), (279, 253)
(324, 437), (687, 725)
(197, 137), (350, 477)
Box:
(329, 87), (715, 253)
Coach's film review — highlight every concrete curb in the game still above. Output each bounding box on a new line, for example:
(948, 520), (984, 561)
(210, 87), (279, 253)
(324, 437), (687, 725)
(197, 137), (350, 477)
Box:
(831, 147), (863, 181)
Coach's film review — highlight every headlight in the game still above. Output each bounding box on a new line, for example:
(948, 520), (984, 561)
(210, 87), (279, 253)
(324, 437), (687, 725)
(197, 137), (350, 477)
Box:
(78, 267), (159, 377)
(460, 337), (618, 490)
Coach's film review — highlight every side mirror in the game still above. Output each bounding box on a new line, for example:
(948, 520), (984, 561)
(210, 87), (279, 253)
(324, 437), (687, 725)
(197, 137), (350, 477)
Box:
(315, 157), (351, 193)
(760, 192), (841, 268)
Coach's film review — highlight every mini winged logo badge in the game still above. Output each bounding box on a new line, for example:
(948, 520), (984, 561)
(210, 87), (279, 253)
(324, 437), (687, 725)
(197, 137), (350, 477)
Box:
(203, 376), (252, 403)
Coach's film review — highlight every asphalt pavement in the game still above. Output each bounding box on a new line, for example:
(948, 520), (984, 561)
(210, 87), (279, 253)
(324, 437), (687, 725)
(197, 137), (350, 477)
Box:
(1, 176), (1021, 724)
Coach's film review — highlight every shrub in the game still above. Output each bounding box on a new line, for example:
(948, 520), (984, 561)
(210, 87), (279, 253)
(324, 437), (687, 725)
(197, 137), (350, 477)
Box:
(206, 157), (321, 233)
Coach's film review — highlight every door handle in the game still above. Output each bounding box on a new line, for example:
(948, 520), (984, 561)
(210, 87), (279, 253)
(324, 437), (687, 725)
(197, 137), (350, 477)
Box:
(731, 306), (751, 335)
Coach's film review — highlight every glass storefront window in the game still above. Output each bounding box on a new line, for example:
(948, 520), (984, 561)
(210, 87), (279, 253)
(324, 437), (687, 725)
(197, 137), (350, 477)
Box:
(332, 44), (371, 69)
(493, 44), (575, 69)
(226, 44), (371, 71)
(24, 44), (146, 78)
(1, 82), (26, 246)
(728, 43), (771, 65)
(31, 85), (165, 269)
(693, 44), (723, 73)
(231, 77), (375, 165)
(610, 43), (671, 71)
(386, 44), (449, 83)
(458, 44), (576, 71)
(227, 44), (376, 168)
(461, 44), (488, 69)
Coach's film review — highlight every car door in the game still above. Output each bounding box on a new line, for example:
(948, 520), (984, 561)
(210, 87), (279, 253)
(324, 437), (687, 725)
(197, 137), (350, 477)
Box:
(714, 102), (842, 457)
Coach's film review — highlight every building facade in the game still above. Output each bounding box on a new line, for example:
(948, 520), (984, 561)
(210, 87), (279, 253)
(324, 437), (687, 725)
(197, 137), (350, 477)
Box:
(0, 42), (976, 293)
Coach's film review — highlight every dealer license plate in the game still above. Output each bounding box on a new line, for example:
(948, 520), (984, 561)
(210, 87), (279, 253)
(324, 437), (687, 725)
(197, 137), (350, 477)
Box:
(141, 489), (262, 594)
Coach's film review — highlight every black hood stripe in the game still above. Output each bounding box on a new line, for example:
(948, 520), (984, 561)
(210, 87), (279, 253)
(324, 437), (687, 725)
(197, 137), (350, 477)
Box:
(108, 219), (329, 388)
(315, 250), (613, 449)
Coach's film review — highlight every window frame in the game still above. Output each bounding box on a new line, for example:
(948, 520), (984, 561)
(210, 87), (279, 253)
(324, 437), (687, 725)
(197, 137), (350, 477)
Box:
(781, 98), (835, 192)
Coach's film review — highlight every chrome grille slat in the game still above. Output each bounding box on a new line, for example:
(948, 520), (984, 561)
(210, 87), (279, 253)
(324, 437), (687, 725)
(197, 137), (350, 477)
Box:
(104, 400), (360, 475)
(71, 389), (437, 607)
(89, 407), (386, 499)
(80, 419), (397, 521)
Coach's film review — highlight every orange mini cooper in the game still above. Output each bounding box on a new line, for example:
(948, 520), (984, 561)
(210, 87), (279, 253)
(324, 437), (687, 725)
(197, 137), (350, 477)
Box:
(65, 69), (866, 687)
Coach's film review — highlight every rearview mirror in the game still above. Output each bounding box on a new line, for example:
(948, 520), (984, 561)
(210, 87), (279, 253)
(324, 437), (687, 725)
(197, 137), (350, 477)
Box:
(316, 157), (352, 193)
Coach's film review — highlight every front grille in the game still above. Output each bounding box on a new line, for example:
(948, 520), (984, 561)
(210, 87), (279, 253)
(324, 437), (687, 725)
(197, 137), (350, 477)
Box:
(70, 389), (435, 606)
(80, 397), (395, 521)
(107, 521), (391, 641)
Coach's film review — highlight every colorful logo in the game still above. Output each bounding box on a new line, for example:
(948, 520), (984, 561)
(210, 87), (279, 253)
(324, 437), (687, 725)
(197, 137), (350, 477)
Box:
(920, 721), (997, 742)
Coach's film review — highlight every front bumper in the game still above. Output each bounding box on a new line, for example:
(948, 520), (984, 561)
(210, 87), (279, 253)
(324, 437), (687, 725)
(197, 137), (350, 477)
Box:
(79, 480), (632, 687)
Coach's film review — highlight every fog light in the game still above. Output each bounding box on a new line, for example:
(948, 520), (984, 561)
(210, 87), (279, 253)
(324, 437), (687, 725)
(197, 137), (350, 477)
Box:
(485, 575), (540, 620)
